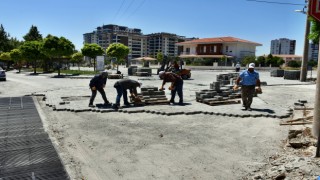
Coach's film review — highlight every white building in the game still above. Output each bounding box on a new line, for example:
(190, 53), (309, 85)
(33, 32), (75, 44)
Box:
(270, 38), (296, 55)
(176, 36), (262, 62)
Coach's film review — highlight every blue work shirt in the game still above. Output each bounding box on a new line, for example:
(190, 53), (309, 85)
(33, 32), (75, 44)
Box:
(239, 70), (259, 86)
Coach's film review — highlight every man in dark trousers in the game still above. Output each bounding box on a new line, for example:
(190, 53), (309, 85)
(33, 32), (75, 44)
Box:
(159, 71), (183, 105)
(233, 63), (261, 111)
(113, 79), (142, 109)
(89, 71), (110, 107)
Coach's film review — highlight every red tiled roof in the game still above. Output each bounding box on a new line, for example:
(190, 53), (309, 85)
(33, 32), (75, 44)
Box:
(177, 36), (262, 46)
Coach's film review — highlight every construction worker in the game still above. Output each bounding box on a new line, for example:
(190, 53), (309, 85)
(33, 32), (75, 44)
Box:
(159, 71), (183, 105)
(113, 79), (142, 109)
(89, 70), (110, 107)
(233, 63), (261, 111)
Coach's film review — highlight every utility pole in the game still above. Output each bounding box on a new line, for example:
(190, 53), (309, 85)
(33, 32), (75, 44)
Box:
(300, 3), (311, 82)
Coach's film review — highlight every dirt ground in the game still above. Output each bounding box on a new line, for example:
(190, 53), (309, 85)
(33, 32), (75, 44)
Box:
(37, 97), (292, 180)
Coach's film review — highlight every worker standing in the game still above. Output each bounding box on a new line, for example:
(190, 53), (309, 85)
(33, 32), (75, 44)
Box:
(112, 79), (142, 109)
(89, 71), (110, 107)
(233, 63), (261, 111)
(159, 71), (183, 105)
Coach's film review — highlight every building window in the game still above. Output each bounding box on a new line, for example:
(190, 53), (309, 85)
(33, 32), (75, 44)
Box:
(226, 46), (228, 52)
(214, 46), (217, 53)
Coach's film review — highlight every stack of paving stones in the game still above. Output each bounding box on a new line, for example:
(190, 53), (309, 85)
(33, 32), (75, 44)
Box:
(284, 70), (300, 80)
(107, 74), (123, 79)
(135, 67), (152, 76)
(0, 97), (69, 179)
(132, 86), (170, 105)
(196, 73), (241, 106)
(270, 69), (285, 77)
(128, 66), (138, 76)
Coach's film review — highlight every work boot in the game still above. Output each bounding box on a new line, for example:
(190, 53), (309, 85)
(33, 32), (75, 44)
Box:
(88, 104), (95, 108)
(124, 102), (131, 106)
(112, 104), (119, 110)
(178, 100), (183, 105)
(104, 101), (111, 106)
(169, 99), (175, 104)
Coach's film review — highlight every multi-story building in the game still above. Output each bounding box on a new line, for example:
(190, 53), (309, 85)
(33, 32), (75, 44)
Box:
(83, 24), (147, 61)
(146, 32), (186, 57)
(176, 36), (262, 62)
(308, 42), (319, 61)
(270, 38), (296, 55)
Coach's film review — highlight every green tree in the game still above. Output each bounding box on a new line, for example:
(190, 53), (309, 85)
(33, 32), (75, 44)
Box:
(20, 41), (44, 74)
(287, 60), (301, 68)
(257, 56), (266, 66)
(23, 25), (43, 41)
(0, 24), (11, 52)
(10, 49), (24, 72)
(273, 56), (285, 67)
(106, 43), (129, 72)
(156, 52), (164, 63)
(71, 52), (84, 70)
(242, 56), (256, 66)
(0, 52), (12, 69)
(81, 43), (104, 72)
(41, 35), (75, 76)
(309, 17), (320, 44)
(265, 54), (274, 66)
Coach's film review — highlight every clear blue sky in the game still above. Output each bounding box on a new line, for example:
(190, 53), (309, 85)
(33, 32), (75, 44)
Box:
(1, 0), (307, 56)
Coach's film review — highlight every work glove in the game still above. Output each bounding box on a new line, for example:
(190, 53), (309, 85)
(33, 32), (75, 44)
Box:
(91, 86), (96, 91)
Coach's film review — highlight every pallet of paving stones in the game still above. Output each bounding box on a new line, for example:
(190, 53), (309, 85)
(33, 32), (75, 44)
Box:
(284, 70), (300, 80)
(197, 98), (241, 106)
(108, 74), (123, 79)
(270, 69), (284, 77)
(130, 86), (170, 106)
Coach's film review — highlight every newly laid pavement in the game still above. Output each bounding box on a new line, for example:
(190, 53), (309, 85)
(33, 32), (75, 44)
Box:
(0, 96), (69, 179)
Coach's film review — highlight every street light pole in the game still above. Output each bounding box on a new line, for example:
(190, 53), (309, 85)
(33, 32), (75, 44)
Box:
(300, 6), (310, 82)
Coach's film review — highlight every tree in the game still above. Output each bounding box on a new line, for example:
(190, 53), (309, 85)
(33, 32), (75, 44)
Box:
(10, 49), (24, 72)
(156, 52), (164, 63)
(23, 25), (42, 41)
(309, 17), (320, 44)
(81, 43), (104, 72)
(273, 56), (285, 67)
(106, 43), (129, 72)
(20, 41), (44, 74)
(287, 60), (301, 68)
(0, 52), (12, 69)
(242, 56), (256, 66)
(0, 24), (11, 52)
(257, 56), (266, 67)
(41, 35), (75, 76)
(71, 52), (84, 70)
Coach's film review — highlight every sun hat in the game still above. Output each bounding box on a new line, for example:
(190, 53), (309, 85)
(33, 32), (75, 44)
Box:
(249, 63), (255, 69)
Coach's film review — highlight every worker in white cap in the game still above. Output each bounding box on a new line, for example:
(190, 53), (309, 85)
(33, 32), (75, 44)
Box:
(233, 63), (261, 111)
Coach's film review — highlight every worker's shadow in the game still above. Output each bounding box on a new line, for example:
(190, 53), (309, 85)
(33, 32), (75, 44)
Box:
(95, 103), (114, 109)
(171, 102), (192, 106)
(250, 108), (275, 114)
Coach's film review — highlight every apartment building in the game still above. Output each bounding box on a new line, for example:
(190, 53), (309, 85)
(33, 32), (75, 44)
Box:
(83, 24), (147, 60)
(146, 32), (186, 57)
(308, 42), (319, 61)
(270, 38), (296, 55)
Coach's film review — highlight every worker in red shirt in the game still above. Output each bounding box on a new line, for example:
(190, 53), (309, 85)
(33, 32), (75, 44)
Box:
(159, 71), (183, 105)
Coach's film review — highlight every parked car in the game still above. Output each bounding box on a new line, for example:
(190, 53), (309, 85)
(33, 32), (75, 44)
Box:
(0, 67), (6, 81)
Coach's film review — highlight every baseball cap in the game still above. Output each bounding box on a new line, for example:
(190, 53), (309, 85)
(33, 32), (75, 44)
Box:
(249, 63), (255, 68)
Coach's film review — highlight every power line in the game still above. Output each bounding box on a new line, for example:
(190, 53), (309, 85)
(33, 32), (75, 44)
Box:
(125, 0), (147, 21)
(112, 0), (126, 23)
(246, 0), (305, 6)
(118, 0), (136, 21)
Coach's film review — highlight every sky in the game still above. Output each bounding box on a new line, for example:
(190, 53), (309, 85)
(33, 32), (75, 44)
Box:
(0, 0), (308, 56)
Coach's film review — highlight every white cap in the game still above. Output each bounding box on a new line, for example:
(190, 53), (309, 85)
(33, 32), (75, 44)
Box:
(249, 63), (255, 68)
(159, 71), (165, 77)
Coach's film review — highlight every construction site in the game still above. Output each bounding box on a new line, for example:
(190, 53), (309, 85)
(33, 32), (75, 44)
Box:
(1, 67), (320, 179)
